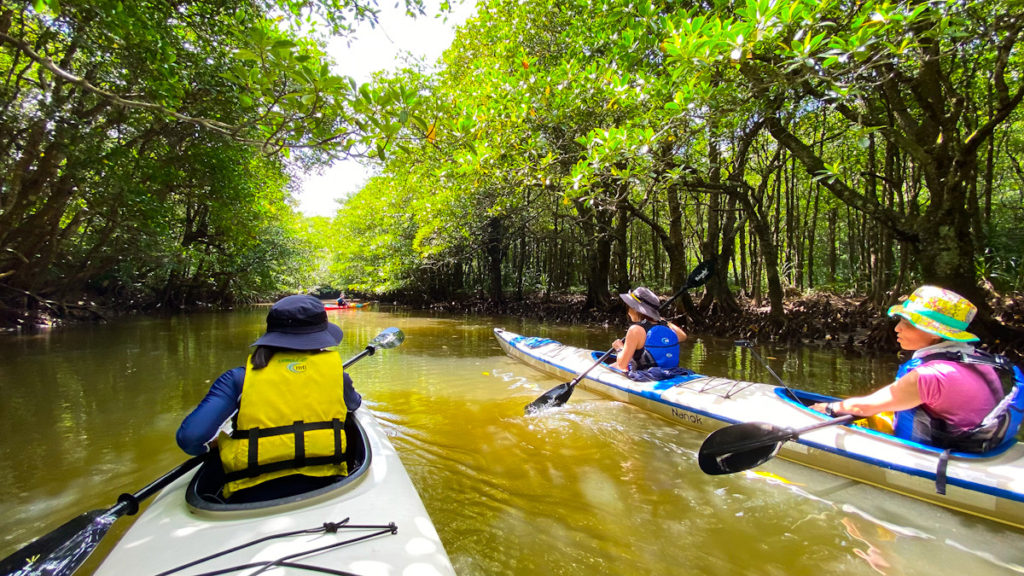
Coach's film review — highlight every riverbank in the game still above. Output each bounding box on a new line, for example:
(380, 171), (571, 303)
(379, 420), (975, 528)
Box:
(423, 289), (1024, 361)
(5, 288), (1022, 361)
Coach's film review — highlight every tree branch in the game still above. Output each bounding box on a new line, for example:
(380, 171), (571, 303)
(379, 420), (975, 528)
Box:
(764, 114), (918, 243)
(0, 30), (358, 153)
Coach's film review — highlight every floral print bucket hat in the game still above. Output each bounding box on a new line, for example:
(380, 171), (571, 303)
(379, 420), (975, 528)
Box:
(887, 285), (979, 342)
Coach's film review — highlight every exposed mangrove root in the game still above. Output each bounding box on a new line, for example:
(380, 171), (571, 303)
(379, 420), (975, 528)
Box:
(0, 283), (108, 329)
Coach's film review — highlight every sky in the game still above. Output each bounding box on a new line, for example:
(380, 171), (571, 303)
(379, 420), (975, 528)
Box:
(296, 0), (477, 217)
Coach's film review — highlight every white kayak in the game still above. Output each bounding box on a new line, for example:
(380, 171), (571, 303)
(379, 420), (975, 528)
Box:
(93, 408), (454, 576)
(496, 327), (1024, 530)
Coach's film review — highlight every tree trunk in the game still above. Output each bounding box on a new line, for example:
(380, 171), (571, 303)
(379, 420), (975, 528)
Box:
(611, 195), (629, 293)
(573, 197), (612, 311)
(485, 217), (504, 303)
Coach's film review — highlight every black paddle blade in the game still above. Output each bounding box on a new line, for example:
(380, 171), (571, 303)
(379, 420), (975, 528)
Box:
(698, 421), (789, 475)
(686, 259), (715, 288)
(524, 382), (574, 415)
(0, 509), (113, 576)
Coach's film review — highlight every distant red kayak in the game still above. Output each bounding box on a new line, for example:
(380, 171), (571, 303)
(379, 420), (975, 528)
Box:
(324, 302), (365, 311)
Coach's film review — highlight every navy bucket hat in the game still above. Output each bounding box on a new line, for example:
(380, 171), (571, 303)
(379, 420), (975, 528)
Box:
(252, 295), (343, 350)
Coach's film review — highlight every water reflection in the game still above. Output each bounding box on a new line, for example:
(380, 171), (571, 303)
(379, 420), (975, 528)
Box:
(1, 307), (1022, 576)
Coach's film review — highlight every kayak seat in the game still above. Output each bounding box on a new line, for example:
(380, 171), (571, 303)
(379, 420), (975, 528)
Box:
(185, 412), (371, 512)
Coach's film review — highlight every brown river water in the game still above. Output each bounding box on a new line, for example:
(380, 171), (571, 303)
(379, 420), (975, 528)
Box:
(1, 305), (1023, 575)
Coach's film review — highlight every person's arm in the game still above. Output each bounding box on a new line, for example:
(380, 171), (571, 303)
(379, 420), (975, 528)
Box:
(613, 325), (646, 371)
(811, 371), (923, 417)
(343, 372), (361, 412)
(667, 321), (687, 343)
(176, 367), (244, 455)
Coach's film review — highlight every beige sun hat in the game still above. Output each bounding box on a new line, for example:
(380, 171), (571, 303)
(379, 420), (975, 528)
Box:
(886, 285), (979, 342)
(619, 287), (663, 321)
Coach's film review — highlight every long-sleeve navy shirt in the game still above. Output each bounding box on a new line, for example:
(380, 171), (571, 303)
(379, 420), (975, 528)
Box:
(176, 366), (361, 455)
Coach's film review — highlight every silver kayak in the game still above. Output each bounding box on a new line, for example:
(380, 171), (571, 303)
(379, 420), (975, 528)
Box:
(496, 327), (1024, 530)
(93, 408), (454, 576)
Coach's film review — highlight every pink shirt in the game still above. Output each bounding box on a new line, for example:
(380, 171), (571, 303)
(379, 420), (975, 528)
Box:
(915, 361), (1003, 432)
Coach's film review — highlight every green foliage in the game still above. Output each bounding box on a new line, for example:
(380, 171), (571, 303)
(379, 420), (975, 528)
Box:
(0, 0), (432, 311)
(317, 0), (1024, 316)
(4, 0), (1022, 318)
(330, 175), (423, 293)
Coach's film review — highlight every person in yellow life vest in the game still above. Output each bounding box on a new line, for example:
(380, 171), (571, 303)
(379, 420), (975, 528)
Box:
(176, 294), (361, 502)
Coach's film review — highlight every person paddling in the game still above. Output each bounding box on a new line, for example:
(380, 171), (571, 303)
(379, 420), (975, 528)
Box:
(612, 286), (688, 372)
(176, 294), (361, 501)
(810, 286), (1012, 451)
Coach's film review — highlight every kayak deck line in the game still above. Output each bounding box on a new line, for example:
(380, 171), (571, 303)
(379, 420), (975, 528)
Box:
(496, 327), (1024, 530)
(653, 375), (760, 399)
(582, 349), (760, 399)
(151, 518), (398, 576)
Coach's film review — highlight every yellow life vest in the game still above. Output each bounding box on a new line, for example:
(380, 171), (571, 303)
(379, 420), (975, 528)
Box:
(219, 350), (348, 498)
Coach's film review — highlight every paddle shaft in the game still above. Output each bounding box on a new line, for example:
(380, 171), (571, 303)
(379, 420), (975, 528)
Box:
(793, 414), (857, 435)
(703, 414), (857, 457)
(113, 455), (205, 516)
(566, 348), (616, 391)
(733, 339), (800, 401)
(343, 346), (376, 369)
(660, 262), (715, 312)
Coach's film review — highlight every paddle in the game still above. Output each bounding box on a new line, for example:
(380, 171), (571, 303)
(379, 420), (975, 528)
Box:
(698, 414), (857, 475)
(524, 260), (716, 415)
(0, 327), (406, 576)
(0, 455), (204, 576)
(733, 339), (800, 401)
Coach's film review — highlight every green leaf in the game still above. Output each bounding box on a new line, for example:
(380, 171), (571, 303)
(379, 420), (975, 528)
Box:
(410, 115), (428, 132)
(234, 49), (260, 62)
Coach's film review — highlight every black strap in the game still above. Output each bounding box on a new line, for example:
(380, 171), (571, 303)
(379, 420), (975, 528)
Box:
(294, 420), (306, 467)
(226, 418), (345, 483)
(919, 350), (1014, 373)
(247, 426), (260, 473)
(224, 454), (348, 482)
(231, 419), (341, 440)
(333, 418), (343, 456)
(935, 449), (951, 495)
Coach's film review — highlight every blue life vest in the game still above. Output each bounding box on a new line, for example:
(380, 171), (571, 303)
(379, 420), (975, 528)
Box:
(892, 351), (1024, 453)
(631, 322), (680, 370)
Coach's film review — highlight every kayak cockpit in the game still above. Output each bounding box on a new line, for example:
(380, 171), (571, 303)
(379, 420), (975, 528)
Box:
(777, 387), (1018, 458)
(185, 412), (371, 512)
